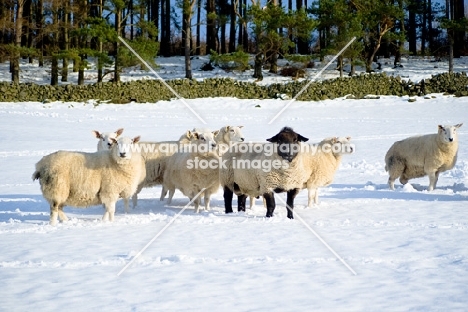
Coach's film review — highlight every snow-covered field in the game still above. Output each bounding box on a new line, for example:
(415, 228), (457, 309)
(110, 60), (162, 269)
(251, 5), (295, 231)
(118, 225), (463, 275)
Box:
(1, 57), (468, 310)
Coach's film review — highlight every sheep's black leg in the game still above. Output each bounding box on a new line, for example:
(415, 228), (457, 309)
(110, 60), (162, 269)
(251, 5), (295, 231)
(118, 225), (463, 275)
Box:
(263, 192), (275, 217)
(237, 194), (247, 212)
(286, 188), (300, 219)
(223, 186), (234, 214)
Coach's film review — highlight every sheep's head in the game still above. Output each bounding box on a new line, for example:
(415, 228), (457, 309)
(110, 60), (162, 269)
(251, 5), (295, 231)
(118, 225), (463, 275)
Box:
(224, 126), (245, 142)
(110, 136), (141, 162)
(93, 128), (124, 150)
(324, 137), (354, 155)
(266, 127), (309, 162)
(179, 130), (198, 144)
(438, 123), (463, 143)
(193, 131), (218, 155)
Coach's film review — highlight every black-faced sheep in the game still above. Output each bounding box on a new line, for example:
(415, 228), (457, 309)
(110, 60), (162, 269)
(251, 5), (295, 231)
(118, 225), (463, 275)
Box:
(32, 136), (146, 225)
(385, 123), (463, 191)
(220, 126), (309, 219)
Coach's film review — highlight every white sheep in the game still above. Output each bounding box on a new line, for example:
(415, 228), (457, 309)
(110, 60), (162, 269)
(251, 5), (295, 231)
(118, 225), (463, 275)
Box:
(131, 129), (208, 208)
(385, 123), (463, 191)
(93, 128), (124, 151)
(163, 131), (220, 213)
(303, 137), (354, 206)
(213, 126), (245, 145)
(32, 136), (146, 225)
(220, 127), (309, 219)
(158, 126), (245, 202)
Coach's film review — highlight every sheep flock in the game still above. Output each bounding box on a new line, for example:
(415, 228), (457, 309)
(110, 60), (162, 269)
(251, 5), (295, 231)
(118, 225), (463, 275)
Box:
(33, 123), (462, 225)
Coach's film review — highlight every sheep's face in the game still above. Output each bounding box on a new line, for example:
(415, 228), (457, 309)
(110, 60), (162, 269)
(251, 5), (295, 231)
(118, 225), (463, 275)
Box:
(226, 126), (245, 142)
(329, 137), (354, 155)
(93, 128), (124, 150)
(438, 124), (463, 143)
(267, 127), (309, 162)
(193, 132), (218, 155)
(111, 136), (141, 162)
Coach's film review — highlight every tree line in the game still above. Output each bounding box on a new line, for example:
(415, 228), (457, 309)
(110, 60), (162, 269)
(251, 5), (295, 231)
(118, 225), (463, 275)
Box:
(1, 0), (467, 84)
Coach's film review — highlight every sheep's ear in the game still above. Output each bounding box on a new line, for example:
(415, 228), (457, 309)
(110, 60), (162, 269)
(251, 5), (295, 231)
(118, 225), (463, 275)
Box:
(266, 134), (279, 143)
(133, 136), (141, 144)
(115, 128), (124, 137)
(109, 138), (117, 145)
(193, 132), (200, 140)
(93, 130), (102, 139)
(212, 130), (220, 136)
(438, 125), (444, 131)
(346, 136), (352, 141)
(332, 137), (338, 143)
(186, 130), (193, 138)
(238, 126), (244, 129)
(225, 126), (231, 131)
(455, 123), (463, 129)
(297, 133), (309, 142)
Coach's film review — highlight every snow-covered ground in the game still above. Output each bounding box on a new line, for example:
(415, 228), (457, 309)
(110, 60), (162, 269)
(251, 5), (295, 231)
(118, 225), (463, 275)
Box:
(1, 57), (468, 310)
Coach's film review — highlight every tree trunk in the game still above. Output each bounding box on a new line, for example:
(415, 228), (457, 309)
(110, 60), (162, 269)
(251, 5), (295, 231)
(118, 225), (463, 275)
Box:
(12, 0), (24, 84)
(196, 0), (201, 54)
(338, 55), (343, 78)
(408, 2), (417, 55)
(97, 0), (103, 82)
(428, 0), (433, 53)
(228, 0), (236, 52)
(421, 0), (427, 55)
(185, 15), (192, 78)
(114, 8), (121, 83)
(253, 52), (263, 80)
(242, 0), (248, 51)
(165, 0), (170, 55)
(51, 55), (59, 86)
(37, 0), (44, 67)
(61, 1), (69, 82)
(349, 58), (355, 76)
(181, 8), (187, 56)
(448, 32), (454, 73)
(453, 0), (465, 58)
(237, 0), (243, 48)
(206, 0), (216, 53)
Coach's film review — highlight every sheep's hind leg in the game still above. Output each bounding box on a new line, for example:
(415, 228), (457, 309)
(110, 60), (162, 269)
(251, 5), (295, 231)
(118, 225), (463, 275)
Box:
(57, 205), (68, 223)
(132, 184), (143, 209)
(193, 197), (201, 213)
(263, 192), (276, 218)
(49, 202), (60, 226)
(102, 201), (116, 222)
(249, 196), (255, 209)
(307, 187), (318, 207)
(204, 192), (211, 211)
(387, 158), (405, 190)
(123, 198), (130, 213)
(167, 188), (175, 205)
(160, 186), (168, 201)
